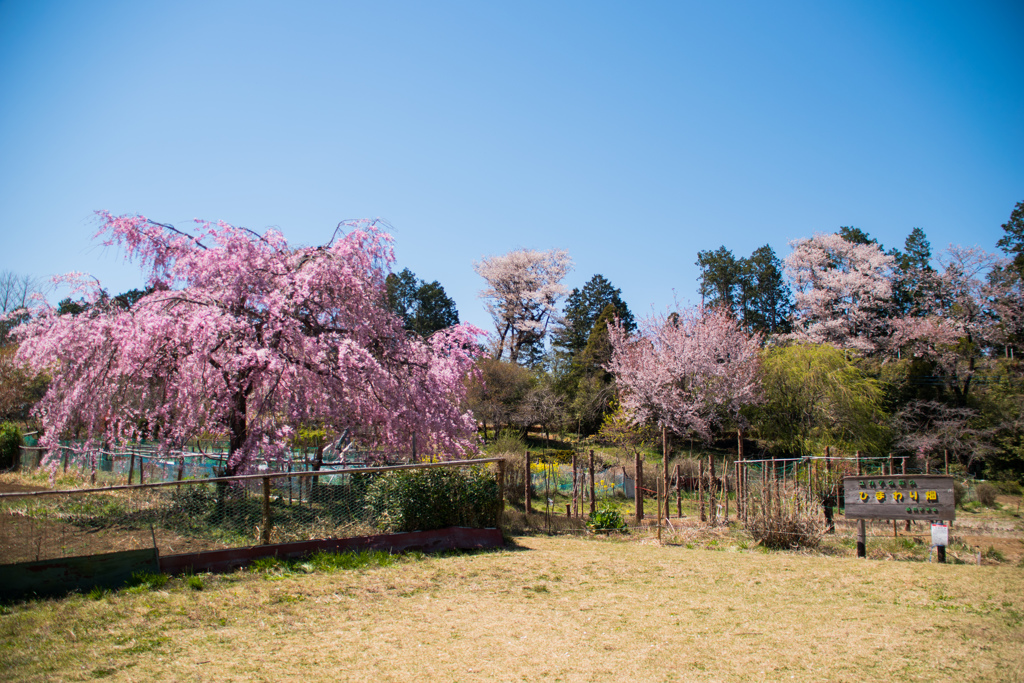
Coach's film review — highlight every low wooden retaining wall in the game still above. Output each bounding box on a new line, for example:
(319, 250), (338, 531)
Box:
(0, 527), (503, 601)
(159, 526), (504, 575)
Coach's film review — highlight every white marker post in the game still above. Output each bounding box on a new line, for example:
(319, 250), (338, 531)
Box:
(931, 523), (948, 563)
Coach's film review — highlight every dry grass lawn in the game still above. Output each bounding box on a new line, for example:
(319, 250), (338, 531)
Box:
(2, 535), (1023, 682)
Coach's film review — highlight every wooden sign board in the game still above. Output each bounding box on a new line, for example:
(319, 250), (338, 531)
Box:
(843, 475), (955, 521)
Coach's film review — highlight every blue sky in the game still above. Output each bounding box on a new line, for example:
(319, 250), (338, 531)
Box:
(1, 0), (1022, 333)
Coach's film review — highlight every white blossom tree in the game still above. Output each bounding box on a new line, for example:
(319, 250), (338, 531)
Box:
(474, 248), (573, 365)
(785, 233), (895, 353)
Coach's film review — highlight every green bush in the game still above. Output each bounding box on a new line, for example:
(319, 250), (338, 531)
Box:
(587, 505), (626, 532)
(975, 483), (998, 507)
(0, 422), (21, 470)
(364, 466), (500, 533)
(487, 429), (526, 455)
(953, 481), (967, 508)
(994, 480), (1023, 496)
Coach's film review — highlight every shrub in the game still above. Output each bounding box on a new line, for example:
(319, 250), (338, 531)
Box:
(746, 481), (823, 549)
(169, 484), (215, 516)
(975, 483), (998, 507)
(487, 429), (526, 456)
(0, 422), (21, 470)
(364, 466), (500, 533)
(953, 481), (967, 508)
(587, 505), (627, 532)
(994, 480), (1023, 496)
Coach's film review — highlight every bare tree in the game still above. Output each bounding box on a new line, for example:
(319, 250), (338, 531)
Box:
(474, 248), (573, 365)
(893, 400), (995, 471)
(0, 271), (41, 344)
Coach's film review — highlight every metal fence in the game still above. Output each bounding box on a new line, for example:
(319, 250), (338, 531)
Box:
(0, 458), (503, 566)
(17, 441), (388, 487)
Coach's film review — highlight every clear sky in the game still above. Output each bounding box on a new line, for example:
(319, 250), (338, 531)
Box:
(2, 0), (1022, 333)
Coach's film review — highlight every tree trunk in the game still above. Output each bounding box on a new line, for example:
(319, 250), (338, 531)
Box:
(225, 389), (248, 476)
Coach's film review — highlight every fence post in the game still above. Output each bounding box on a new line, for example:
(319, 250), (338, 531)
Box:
(573, 454), (581, 518)
(857, 519), (866, 558)
(698, 458), (705, 523)
(634, 450), (644, 523)
(662, 427), (671, 520)
(589, 450), (596, 516)
(856, 450), (861, 476)
(496, 458), (505, 527)
(944, 449), (948, 475)
(723, 467), (729, 522)
(675, 463), (681, 518)
(261, 476), (272, 545)
(709, 455), (717, 526)
(657, 462), (662, 544)
(525, 452), (532, 515)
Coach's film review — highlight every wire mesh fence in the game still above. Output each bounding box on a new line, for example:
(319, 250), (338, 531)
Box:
(17, 441), (388, 488)
(0, 458), (503, 566)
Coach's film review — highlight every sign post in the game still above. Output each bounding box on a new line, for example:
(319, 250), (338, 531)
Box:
(843, 475), (955, 560)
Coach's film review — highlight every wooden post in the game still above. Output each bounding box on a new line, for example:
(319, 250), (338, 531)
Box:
(736, 428), (744, 522)
(889, 453), (894, 477)
(902, 457), (910, 531)
(944, 449), (949, 475)
(177, 455), (184, 481)
(525, 452), (532, 515)
(937, 544), (946, 564)
(856, 450), (861, 476)
(571, 453), (578, 518)
(657, 463), (663, 545)
(708, 455), (716, 526)
(138, 453), (144, 485)
(288, 459), (293, 506)
(698, 458), (706, 523)
(634, 450), (644, 523)
(127, 450), (135, 485)
(857, 519), (866, 558)
(723, 467), (729, 522)
(675, 463), (682, 518)
(62, 449), (69, 474)
(411, 432), (417, 462)
(662, 427), (671, 520)
(926, 457), (930, 474)
(261, 476), (272, 545)
(734, 460), (741, 521)
(496, 458), (505, 526)
(589, 450), (596, 516)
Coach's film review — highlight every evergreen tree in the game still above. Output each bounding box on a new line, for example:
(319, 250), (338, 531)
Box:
(696, 247), (741, 309)
(741, 245), (792, 335)
(996, 200), (1024, 277)
(696, 244), (792, 336)
(385, 268), (460, 338)
(554, 274), (635, 359)
(891, 227), (938, 316)
(837, 226), (878, 246)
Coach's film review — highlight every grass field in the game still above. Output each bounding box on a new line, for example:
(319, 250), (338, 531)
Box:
(2, 535), (1023, 682)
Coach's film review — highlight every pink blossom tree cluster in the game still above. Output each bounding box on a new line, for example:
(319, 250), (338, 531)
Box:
(606, 306), (762, 442)
(15, 212), (484, 473)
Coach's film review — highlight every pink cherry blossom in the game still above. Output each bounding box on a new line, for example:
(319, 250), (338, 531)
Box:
(16, 212), (484, 473)
(606, 306), (761, 441)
